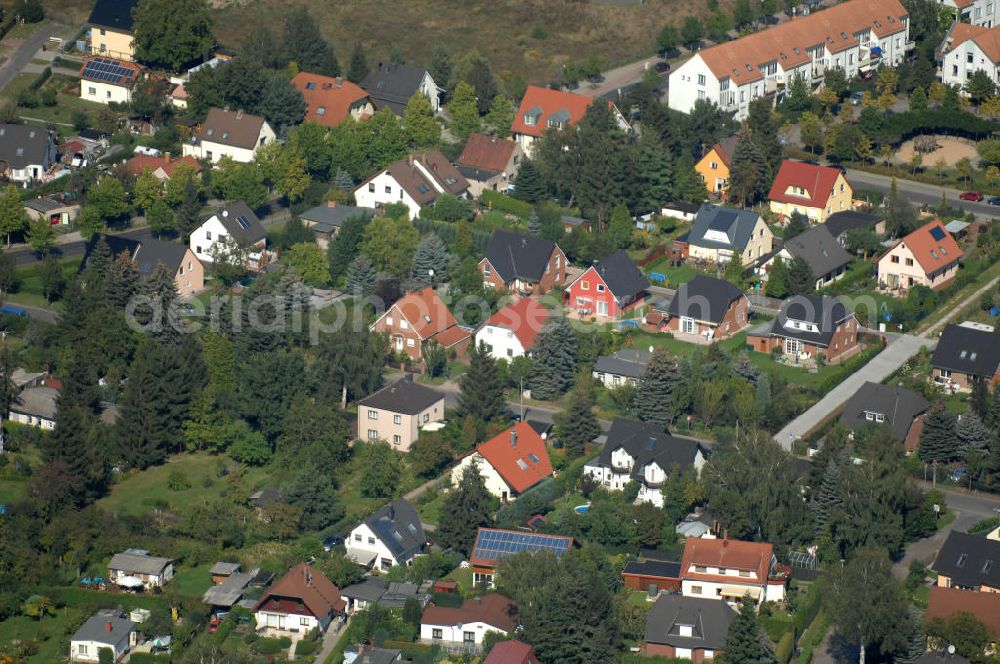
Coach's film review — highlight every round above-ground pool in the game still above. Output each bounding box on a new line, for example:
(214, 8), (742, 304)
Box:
(574, 503), (591, 514)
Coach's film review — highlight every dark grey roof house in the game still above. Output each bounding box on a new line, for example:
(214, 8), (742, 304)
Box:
(343, 645), (410, 664)
(87, 0), (141, 31)
(0, 124), (57, 183)
(915, 652), (971, 664)
(932, 531), (1000, 591)
(644, 595), (737, 657)
(778, 225), (852, 288)
(590, 249), (649, 301)
(82, 234), (193, 279)
(824, 210), (885, 243)
(931, 324), (1000, 383)
(360, 63), (440, 116)
(839, 381), (929, 442)
(664, 275), (746, 324)
(357, 377), (444, 415)
(346, 498), (427, 568)
(758, 294), (854, 348)
(593, 349), (651, 384)
(70, 610), (136, 660)
(481, 230), (563, 290)
(299, 202), (374, 239)
(687, 204), (763, 255)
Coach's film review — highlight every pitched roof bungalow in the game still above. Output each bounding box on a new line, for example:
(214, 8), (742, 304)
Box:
(345, 498), (427, 570)
(877, 219), (962, 294)
(584, 418), (707, 508)
(125, 153), (202, 181)
(70, 610), (137, 663)
(680, 537), (787, 606)
(592, 348), (651, 388)
(254, 563), (346, 636)
(183, 108), (276, 164)
(768, 160), (853, 223)
(566, 249), (648, 319)
(925, 587), (1000, 649)
(931, 530), (1000, 592)
(764, 225), (853, 290)
(455, 133), (523, 198)
(480, 230), (567, 295)
(292, 72), (374, 127)
(930, 323), (1000, 392)
(483, 640), (539, 664)
(108, 549), (174, 591)
(839, 381), (929, 452)
(474, 297), (551, 360)
(451, 422), (554, 502)
(686, 204), (774, 265)
(469, 528), (574, 586)
(419, 594), (517, 646)
(369, 287), (471, 361)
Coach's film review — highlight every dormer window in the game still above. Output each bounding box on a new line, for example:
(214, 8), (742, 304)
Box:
(524, 113), (536, 126)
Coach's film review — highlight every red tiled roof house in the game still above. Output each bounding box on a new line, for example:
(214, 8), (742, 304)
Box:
(292, 72), (374, 127)
(768, 160), (853, 224)
(473, 297), (551, 360)
(420, 594), (517, 646)
(254, 563), (346, 636)
(680, 537), (787, 607)
(125, 154), (202, 182)
(511, 85), (628, 156)
(450, 422), (554, 503)
(877, 219), (962, 295)
(369, 287), (471, 362)
(456, 133), (523, 198)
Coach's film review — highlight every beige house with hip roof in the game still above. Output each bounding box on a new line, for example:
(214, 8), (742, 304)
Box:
(183, 108), (276, 164)
(356, 376), (445, 451)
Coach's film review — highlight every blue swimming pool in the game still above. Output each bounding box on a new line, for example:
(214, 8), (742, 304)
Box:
(574, 504), (591, 514)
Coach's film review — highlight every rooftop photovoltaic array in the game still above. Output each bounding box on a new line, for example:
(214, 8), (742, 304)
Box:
(471, 528), (572, 563)
(82, 58), (138, 85)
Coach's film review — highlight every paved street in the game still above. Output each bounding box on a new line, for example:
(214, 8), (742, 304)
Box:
(846, 168), (1000, 219)
(0, 23), (66, 98)
(7, 227), (154, 265)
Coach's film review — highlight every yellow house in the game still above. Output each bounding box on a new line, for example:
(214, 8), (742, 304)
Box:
(695, 135), (737, 198)
(87, 0), (140, 62)
(687, 204), (775, 264)
(768, 160), (853, 224)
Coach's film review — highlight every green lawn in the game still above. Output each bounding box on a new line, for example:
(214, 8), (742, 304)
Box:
(642, 260), (708, 288)
(97, 452), (267, 519)
(5, 258), (79, 309)
(0, 612), (76, 663)
(443, 565), (474, 595)
(416, 491), (447, 526)
(171, 563), (215, 599)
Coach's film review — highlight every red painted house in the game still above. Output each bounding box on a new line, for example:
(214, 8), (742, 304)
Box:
(566, 250), (648, 319)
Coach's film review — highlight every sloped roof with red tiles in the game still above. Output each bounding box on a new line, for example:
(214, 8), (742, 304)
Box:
(384, 287), (458, 340)
(292, 72), (371, 127)
(696, 0), (907, 86)
(484, 640), (538, 664)
(768, 160), (844, 209)
(943, 21), (1000, 64)
(680, 538), (773, 584)
(457, 133), (518, 174)
(432, 325), (472, 349)
(125, 154), (202, 178)
(888, 219), (963, 275)
(476, 422), (553, 494)
(481, 298), (551, 351)
(511, 85), (595, 138)
(421, 594), (517, 632)
(253, 563), (346, 618)
(926, 587), (1000, 633)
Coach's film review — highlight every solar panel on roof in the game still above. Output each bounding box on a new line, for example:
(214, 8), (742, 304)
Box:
(472, 529), (570, 562)
(929, 226), (946, 241)
(83, 58), (135, 86)
(236, 215), (251, 231)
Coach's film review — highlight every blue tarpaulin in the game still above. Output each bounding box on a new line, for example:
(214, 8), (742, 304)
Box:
(990, 305), (1000, 317)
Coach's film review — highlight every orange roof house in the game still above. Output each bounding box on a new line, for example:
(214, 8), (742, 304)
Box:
(511, 85), (627, 155)
(680, 537), (786, 606)
(696, 135), (738, 198)
(877, 219), (963, 294)
(456, 133), (523, 197)
(474, 297), (551, 359)
(926, 586), (1000, 635)
(420, 594), (518, 645)
(451, 422), (553, 501)
(768, 160), (853, 223)
(292, 72), (374, 127)
(253, 563), (346, 634)
(369, 287), (471, 361)
(125, 154), (202, 181)
(941, 22), (1000, 90)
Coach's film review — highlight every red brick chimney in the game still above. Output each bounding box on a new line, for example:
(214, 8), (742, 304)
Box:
(105, 621), (113, 633)
(327, 200), (337, 208)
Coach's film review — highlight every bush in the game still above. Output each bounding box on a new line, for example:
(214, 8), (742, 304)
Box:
(294, 639), (319, 655)
(495, 478), (561, 527)
(253, 637), (292, 655)
(775, 631), (794, 664)
(167, 470), (191, 491)
(969, 516), (1000, 535)
(481, 190), (533, 218)
(128, 655), (171, 664)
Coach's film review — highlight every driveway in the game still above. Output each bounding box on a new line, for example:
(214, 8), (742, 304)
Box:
(846, 168), (1000, 219)
(773, 334), (934, 449)
(0, 23), (66, 97)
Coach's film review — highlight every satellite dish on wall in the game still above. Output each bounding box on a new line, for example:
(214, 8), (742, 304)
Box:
(948, 645), (956, 655)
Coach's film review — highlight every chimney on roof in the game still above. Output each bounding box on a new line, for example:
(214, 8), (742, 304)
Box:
(723, 531), (729, 546)
(236, 109), (243, 120)
(327, 200), (337, 208)
(511, 429), (517, 447)
(164, 151), (171, 161)
(105, 621), (113, 633)
(388, 503), (395, 521)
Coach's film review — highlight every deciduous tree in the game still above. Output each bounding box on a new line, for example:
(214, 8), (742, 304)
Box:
(133, 0), (214, 71)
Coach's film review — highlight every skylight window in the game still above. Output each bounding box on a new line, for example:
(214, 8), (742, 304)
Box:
(984, 560), (993, 574)
(306, 82), (316, 90)
(516, 459), (529, 471)
(930, 249), (939, 259)
(646, 436), (657, 451)
(528, 453), (541, 464)
(961, 350), (968, 359)
(392, 531), (403, 542)
(971, 352), (977, 361)
(407, 523), (418, 534)
(940, 246), (948, 256)
(316, 106), (326, 116)
(957, 553), (968, 567)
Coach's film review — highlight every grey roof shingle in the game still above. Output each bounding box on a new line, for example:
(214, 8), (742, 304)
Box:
(9, 386), (58, 420)
(644, 595), (737, 650)
(764, 294), (852, 347)
(824, 210), (882, 239)
(72, 611), (135, 645)
(206, 202), (266, 246)
(623, 560), (681, 579)
(593, 349), (651, 379)
(0, 124), (55, 170)
(593, 418), (705, 480)
(915, 652), (971, 664)
(931, 324), (1000, 378)
(198, 108), (267, 150)
(83, 234), (190, 278)
(203, 571), (254, 607)
(87, 0), (141, 31)
(839, 381), (929, 440)
(108, 549), (172, 576)
(362, 498), (426, 562)
(931, 531), (1000, 589)
(342, 577), (388, 603)
(688, 204), (762, 252)
(299, 204), (374, 230)
(360, 63), (433, 116)
(358, 377), (444, 415)
(483, 230), (559, 285)
(593, 249), (648, 300)
(664, 275), (745, 324)
(781, 225), (852, 280)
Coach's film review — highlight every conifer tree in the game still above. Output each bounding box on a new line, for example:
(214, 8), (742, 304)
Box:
(812, 453), (844, 539)
(634, 349), (679, 427)
(971, 378), (990, 418)
(724, 595), (776, 664)
(985, 387), (1000, 432)
(729, 125), (769, 207)
(528, 317), (578, 401)
(403, 92), (440, 148)
(457, 342), (507, 439)
(437, 463), (494, 556)
(919, 401), (958, 463)
(957, 411), (991, 458)
(282, 7), (339, 76)
(345, 255), (377, 296)
(786, 255), (815, 295)
(527, 209), (542, 236)
(765, 255), (789, 298)
(755, 371), (772, 414)
(105, 251), (140, 308)
(411, 234), (451, 285)
(636, 137), (674, 212)
(607, 202), (633, 249)
(84, 237), (113, 286)
(285, 461), (344, 531)
(894, 609), (926, 664)
(512, 159), (545, 204)
(556, 373), (601, 458)
(347, 41), (369, 83)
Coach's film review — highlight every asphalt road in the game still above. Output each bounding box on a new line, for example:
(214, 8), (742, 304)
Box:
(0, 23), (65, 97)
(846, 168), (1000, 219)
(7, 227), (154, 266)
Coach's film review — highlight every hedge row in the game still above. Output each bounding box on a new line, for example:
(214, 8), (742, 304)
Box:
(876, 109), (996, 144)
(815, 340), (885, 395)
(29, 67), (51, 91)
(495, 477), (561, 527)
(39, 586), (168, 613)
(481, 190), (533, 218)
(775, 631), (795, 664)
(128, 654), (171, 664)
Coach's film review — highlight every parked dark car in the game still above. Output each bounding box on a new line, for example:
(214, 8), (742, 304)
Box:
(655, 60), (671, 73)
(988, 196), (1000, 206)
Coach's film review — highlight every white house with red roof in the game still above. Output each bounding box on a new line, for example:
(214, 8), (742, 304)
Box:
(473, 297), (550, 360)
(940, 21), (1000, 90)
(254, 563), (346, 636)
(455, 133), (523, 198)
(667, 0), (911, 120)
(680, 537), (787, 607)
(510, 85), (627, 156)
(877, 219), (963, 294)
(420, 594), (517, 646)
(768, 160), (853, 224)
(450, 422), (553, 503)
(80, 57), (143, 105)
(125, 154), (202, 182)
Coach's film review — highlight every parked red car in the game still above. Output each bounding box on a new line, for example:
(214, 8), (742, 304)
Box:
(208, 619), (221, 633)
(960, 191), (984, 201)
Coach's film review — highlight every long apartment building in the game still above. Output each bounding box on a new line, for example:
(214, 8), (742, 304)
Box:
(668, 0), (912, 119)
